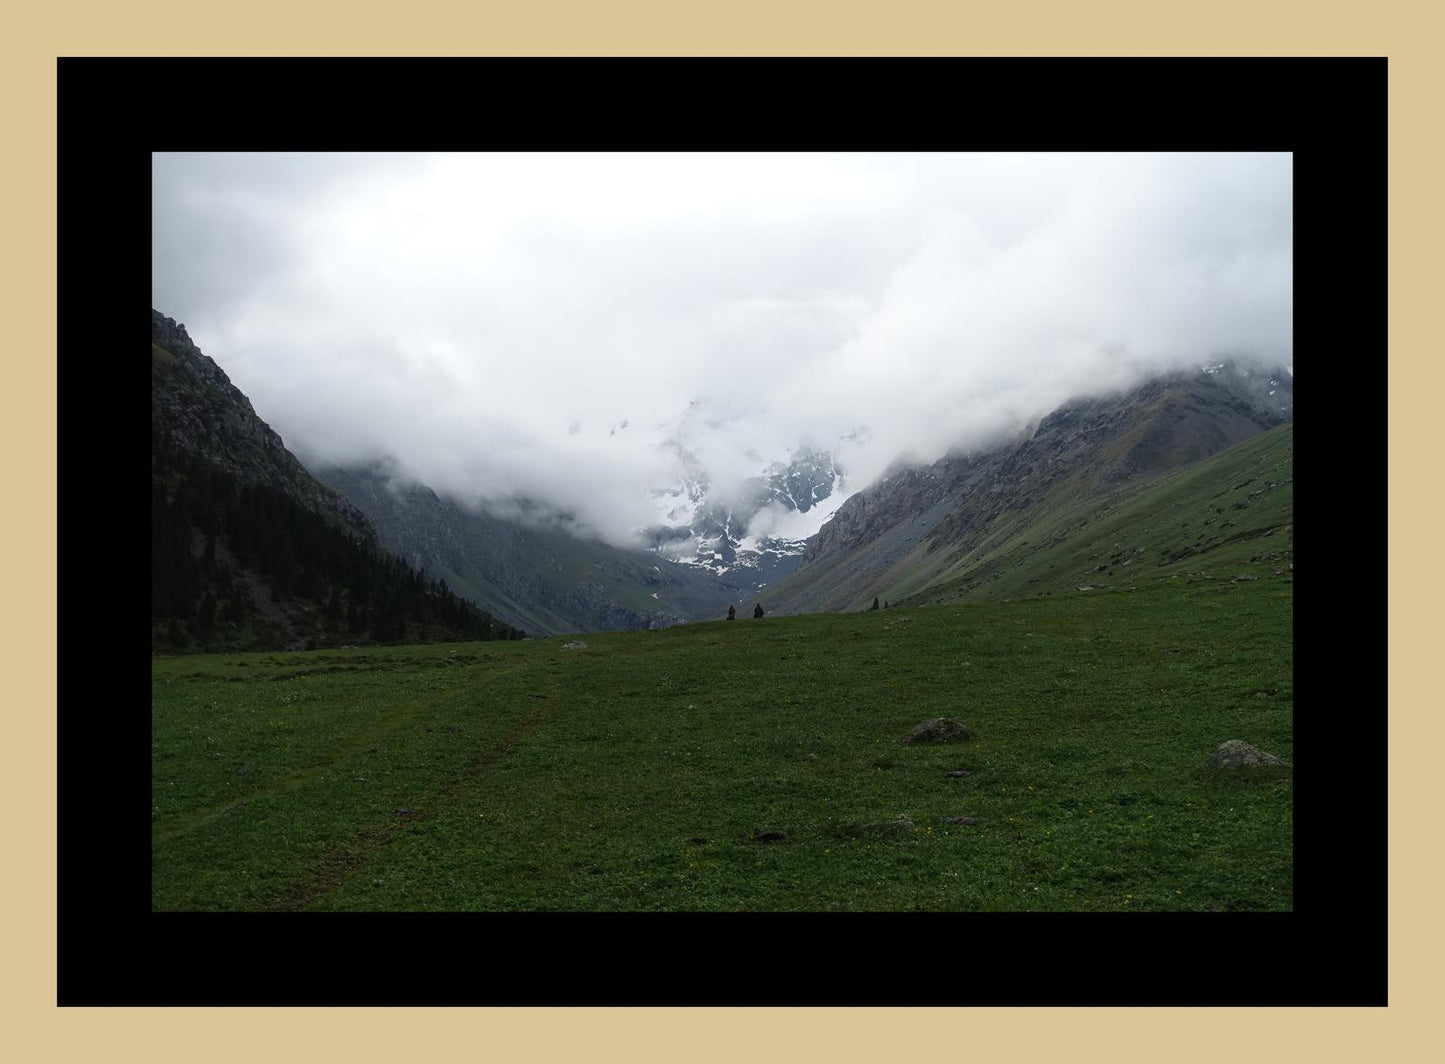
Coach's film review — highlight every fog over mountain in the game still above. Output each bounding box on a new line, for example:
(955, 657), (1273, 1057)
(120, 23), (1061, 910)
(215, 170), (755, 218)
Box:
(152, 152), (1292, 547)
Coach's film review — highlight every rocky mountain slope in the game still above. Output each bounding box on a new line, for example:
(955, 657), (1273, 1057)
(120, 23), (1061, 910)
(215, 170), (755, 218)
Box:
(152, 310), (520, 651)
(890, 420), (1293, 609)
(767, 363), (1292, 614)
(151, 310), (375, 542)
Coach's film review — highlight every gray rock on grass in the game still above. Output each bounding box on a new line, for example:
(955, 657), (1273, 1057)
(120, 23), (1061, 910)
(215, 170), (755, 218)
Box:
(1209, 740), (1285, 769)
(903, 718), (971, 744)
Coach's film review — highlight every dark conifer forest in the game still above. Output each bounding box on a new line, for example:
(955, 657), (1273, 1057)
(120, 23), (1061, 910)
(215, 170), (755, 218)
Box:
(151, 435), (523, 652)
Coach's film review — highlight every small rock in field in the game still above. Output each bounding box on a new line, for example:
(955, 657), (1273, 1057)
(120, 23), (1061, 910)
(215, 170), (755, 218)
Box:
(903, 718), (971, 744)
(1208, 740), (1285, 769)
(753, 830), (787, 843)
(944, 769), (973, 778)
(560, 641), (588, 650)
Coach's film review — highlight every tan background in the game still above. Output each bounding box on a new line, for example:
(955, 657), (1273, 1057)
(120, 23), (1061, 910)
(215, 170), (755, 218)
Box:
(5, 3), (1428, 1059)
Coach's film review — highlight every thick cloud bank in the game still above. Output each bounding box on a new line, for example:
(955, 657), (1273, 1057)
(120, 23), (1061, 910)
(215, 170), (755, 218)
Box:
(153, 152), (1292, 545)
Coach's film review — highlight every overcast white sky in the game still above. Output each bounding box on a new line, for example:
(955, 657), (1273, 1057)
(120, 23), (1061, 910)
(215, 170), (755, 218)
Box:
(152, 152), (1292, 546)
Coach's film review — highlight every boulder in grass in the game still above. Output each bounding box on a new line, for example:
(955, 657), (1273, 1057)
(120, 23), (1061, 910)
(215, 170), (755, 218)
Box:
(1209, 740), (1284, 770)
(903, 718), (971, 744)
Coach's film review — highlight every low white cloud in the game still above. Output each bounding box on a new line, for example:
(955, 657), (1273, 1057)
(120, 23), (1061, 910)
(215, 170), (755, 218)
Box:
(153, 152), (1292, 547)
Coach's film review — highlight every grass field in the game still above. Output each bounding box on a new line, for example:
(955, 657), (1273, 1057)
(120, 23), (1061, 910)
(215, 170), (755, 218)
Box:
(153, 572), (1292, 912)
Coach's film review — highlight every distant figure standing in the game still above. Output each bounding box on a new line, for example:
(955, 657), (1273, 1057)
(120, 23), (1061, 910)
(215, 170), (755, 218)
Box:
(727, 605), (736, 621)
(870, 597), (880, 611)
(753, 603), (764, 618)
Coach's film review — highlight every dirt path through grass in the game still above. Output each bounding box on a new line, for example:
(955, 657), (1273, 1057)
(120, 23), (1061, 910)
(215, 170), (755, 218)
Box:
(264, 680), (562, 911)
(153, 678), (483, 848)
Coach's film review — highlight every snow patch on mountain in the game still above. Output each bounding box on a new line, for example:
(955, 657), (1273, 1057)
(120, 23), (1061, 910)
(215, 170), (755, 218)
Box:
(737, 489), (854, 553)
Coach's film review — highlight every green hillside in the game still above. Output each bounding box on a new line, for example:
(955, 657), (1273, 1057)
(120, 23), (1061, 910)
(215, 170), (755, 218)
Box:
(768, 367), (1291, 616)
(153, 571), (1292, 912)
(781, 424), (1292, 613)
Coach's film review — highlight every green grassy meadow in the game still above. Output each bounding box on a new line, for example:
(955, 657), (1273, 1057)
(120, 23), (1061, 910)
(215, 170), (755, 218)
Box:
(153, 572), (1292, 911)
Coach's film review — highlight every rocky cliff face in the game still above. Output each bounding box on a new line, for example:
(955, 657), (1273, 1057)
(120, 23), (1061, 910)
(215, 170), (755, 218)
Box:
(759, 446), (841, 514)
(151, 309), (376, 544)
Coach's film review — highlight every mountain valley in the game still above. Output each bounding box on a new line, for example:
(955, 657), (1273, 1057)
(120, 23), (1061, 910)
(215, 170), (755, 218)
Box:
(152, 307), (1292, 646)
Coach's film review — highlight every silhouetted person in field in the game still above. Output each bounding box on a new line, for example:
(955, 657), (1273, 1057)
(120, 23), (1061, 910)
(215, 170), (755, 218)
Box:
(870, 597), (880, 610)
(753, 603), (764, 618)
(727, 605), (736, 621)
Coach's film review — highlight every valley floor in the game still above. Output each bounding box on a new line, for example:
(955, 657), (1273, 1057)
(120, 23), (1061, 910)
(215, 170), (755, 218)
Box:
(152, 576), (1292, 912)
